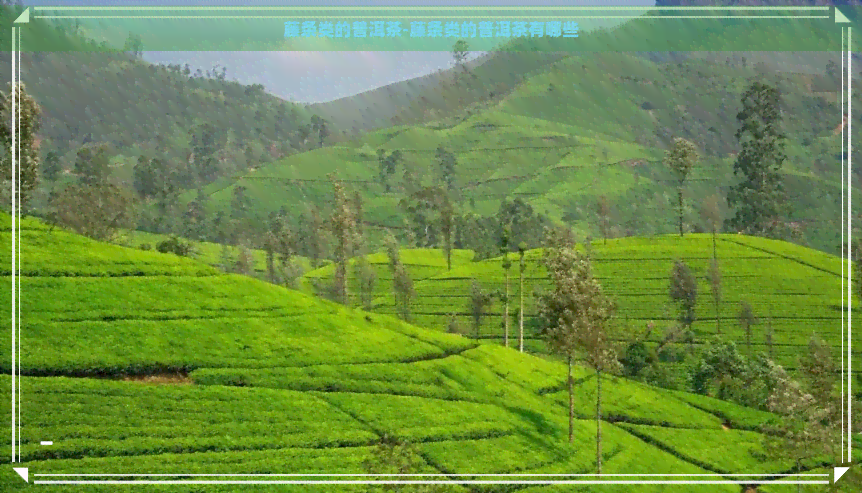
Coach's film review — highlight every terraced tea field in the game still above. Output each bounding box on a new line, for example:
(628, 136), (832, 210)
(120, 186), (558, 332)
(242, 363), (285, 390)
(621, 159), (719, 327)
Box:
(117, 229), (317, 279)
(300, 247), (475, 304)
(372, 234), (856, 372)
(1, 215), (859, 492)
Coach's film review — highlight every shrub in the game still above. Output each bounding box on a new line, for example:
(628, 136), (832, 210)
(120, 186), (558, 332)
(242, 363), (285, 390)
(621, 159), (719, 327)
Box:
(622, 342), (652, 377)
(156, 236), (193, 257)
(139, 243), (152, 251)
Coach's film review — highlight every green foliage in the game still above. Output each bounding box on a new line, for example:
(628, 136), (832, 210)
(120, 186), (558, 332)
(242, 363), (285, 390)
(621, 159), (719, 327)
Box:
(42, 149), (62, 182)
(451, 39), (469, 68)
(737, 301), (758, 356)
(689, 339), (781, 412)
(0, 82), (41, 208)
(621, 341), (652, 378)
(668, 259), (697, 327)
(378, 149), (402, 192)
(329, 174), (358, 305)
(855, 240), (862, 305)
(123, 32), (144, 59)
(355, 255), (377, 311)
(73, 143), (112, 186)
(470, 280), (492, 337)
(47, 182), (138, 242)
(727, 81), (789, 237)
(364, 435), (450, 493)
(435, 145), (457, 190)
(155, 235), (194, 257)
(707, 257), (722, 333)
(664, 137), (699, 237)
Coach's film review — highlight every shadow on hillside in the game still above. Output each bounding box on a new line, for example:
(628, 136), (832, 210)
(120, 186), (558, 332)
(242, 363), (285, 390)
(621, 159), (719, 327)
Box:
(502, 405), (559, 438)
(826, 304), (862, 313)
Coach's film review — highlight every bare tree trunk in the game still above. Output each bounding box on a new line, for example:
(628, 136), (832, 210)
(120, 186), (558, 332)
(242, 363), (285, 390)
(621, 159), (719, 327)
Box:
(678, 187), (684, 237)
(504, 268), (510, 348)
(712, 230), (717, 259)
(339, 233), (348, 305)
(266, 246), (275, 284)
(519, 260), (524, 353)
(597, 369), (603, 474)
(713, 234), (721, 334)
(568, 356), (574, 444)
(715, 298), (721, 334)
(796, 459), (801, 493)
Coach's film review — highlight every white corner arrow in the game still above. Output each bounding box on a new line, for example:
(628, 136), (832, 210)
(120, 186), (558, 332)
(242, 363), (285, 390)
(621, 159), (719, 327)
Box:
(835, 466), (850, 483)
(13, 467), (28, 482)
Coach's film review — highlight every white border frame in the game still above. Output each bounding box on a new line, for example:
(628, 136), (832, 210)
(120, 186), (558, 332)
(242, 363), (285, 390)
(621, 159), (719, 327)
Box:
(7, 3), (852, 487)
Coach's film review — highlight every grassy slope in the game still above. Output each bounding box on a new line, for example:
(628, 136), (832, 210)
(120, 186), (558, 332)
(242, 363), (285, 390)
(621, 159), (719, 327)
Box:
(1, 214), (840, 492)
(115, 229), (316, 280)
(196, 50), (862, 255)
(299, 247), (475, 303)
(372, 234), (858, 372)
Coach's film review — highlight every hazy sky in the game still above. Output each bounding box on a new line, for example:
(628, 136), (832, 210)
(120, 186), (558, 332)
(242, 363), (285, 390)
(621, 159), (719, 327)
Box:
(31, 0), (656, 103)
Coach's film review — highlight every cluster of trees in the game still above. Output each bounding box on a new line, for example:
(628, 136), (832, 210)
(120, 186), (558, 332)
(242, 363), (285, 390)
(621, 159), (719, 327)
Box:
(526, 79), (847, 475)
(297, 114), (330, 149)
(658, 81), (790, 241)
(161, 62), (229, 81)
(537, 221), (851, 476)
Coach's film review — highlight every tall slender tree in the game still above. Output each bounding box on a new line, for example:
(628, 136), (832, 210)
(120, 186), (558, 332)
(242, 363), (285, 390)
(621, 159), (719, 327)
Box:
(738, 301), (758, 357)
(385, 231), (414, 321)
(708, 258), (722, 334)
(470, 280), (492, 338)
(264, 231), (278, 284)
(518, 242), (526, 353)
(665, 137), (699, 237)
(441, 194), (455, 271)
(501, 225), (512, 348)
(539, 231), (619, 473)
(763, 362), (838, 493)
(700, 193), (723, 258)
(596, 195), (611, 245)
(355, 255), (377, 311)
(727, 82), (789, 236)
(329, 174), (357, 306)
(435, 146), (457, 191)
(42, 149), (61, 182)
(669, 260), (698, 328)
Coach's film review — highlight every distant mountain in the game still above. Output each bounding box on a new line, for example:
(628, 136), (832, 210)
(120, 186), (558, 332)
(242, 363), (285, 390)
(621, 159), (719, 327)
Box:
(0, 4), (323, 226)
(309, 51), (567, 135)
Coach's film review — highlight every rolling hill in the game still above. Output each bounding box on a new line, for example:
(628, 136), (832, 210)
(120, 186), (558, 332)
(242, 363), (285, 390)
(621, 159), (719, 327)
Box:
(4, 213), (858, 492)
(194, 48), (861, 256)
(0, 5), (315, 214)
(370, 234), (858, 374)
(300, 247), (475, 302)
(115, 229), (317, 281)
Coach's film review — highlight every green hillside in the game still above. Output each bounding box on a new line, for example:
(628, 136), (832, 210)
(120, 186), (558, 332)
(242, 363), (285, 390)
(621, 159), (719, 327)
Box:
(195, 50), (861, 256)
(301, 247), (474, 302)
(115, 229), (316, 280)
(4, 214), (857, 491)
(370, 234), (858, 373)
(0, 5), (315, 218)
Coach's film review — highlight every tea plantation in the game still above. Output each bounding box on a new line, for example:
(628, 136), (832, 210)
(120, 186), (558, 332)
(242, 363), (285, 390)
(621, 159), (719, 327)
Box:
(1, 215), (859, 492)
(373, 234), (858, 373)
(301, 248), (475, 303)
(116, 229), (317, 280)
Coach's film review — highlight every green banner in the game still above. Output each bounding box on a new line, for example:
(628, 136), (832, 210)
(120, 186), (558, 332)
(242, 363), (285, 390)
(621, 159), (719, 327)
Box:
(2, 5), (861, 52)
